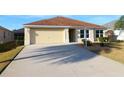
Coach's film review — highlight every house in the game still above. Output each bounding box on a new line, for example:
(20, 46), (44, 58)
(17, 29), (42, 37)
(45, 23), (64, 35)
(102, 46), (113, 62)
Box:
(103, 20), (124, 41)
(117, 30), (124, 40)
(24, 16), (105, 45)
(0, 26), (14, 44)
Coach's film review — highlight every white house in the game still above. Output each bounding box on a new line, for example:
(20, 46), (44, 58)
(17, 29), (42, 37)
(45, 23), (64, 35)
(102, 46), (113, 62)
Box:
(103, 21), (124, 41)
(116, 30), (124, 40)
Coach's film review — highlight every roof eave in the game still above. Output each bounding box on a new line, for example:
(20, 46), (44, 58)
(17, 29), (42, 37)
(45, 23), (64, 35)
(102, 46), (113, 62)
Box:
(24, 25), (106, 30)
(24, 25), (71, 28)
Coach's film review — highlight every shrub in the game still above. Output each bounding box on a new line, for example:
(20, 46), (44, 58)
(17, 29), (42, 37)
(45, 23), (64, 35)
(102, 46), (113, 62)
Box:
(104, 37), (109, 42)
(99, 37), (110, 42)
(98, 37), (110, 47)
(82, 39), (92, 46)
(99, 37), (104, 43)
(0, 41), (16, 52)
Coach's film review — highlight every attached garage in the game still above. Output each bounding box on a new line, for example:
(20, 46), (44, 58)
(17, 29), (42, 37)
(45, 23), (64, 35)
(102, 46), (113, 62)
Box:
(30, 28), (65, 44)
(24, 16), (105, 45)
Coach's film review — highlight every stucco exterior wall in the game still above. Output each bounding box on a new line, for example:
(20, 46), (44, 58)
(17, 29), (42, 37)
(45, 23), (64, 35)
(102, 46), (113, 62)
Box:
(76, 29), (96, 43)
(0, 29), (14, 44)
(89, 29), (95, 42)
(24, 26), (105, 45)
(29, 28), (65, 44)
(64, 29), (69, 43)
(24, 27), (30, 45)
(76, 29), (81, 43)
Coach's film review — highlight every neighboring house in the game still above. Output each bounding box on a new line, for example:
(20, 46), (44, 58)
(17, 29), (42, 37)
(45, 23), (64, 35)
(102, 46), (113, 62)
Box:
(24, 16), (105, 45)
(0, 26), (14, 44)
(103, 20), (117, 30)
(117, 30), (124, 40)
(13, 28), (24, 41)
(103, 20), (124, 41)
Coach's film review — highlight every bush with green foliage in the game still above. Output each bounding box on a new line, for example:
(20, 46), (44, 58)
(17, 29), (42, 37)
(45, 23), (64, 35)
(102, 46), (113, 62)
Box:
(82, 39), (92, 46)
(98, 37), (110, 46)
(99, 37), (110, 42)
(0, 41), (16, 52)
(0, 40), (24, 52)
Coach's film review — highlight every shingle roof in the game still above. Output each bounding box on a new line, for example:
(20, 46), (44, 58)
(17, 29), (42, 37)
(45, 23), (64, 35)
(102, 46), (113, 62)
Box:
(0, 26), (10, 31)
(25, 16), (105, 29)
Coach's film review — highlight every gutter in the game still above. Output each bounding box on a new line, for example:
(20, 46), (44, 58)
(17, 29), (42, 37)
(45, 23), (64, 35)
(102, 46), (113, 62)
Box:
(24, 25), (105, 30)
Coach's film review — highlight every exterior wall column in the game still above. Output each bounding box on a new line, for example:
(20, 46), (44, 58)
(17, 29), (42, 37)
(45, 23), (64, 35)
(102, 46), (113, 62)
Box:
(103, 29), (107, 37)
(84, 29), (87, 46)
(76, 29), (81, 43)
(89, 29), (95, 42)
(64, 28), (69, 43)
(24, 27), (30, 45)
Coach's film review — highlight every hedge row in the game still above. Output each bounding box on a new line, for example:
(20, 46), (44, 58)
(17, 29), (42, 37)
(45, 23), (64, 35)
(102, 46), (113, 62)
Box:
(0, 40), (24, 52)
(0, 41), (16, 52)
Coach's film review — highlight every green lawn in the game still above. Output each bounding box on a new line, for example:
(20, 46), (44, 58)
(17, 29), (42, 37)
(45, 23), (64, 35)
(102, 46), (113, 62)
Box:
(87, 42), (124, 64)
(0, 46), (24, 73)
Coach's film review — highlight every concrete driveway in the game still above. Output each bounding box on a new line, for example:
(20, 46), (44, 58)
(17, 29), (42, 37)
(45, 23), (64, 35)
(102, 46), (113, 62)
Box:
(1, 43), (124, 77)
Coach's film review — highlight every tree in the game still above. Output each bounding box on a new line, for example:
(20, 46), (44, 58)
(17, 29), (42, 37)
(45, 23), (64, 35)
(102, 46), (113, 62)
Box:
(114, 15), (124, 30)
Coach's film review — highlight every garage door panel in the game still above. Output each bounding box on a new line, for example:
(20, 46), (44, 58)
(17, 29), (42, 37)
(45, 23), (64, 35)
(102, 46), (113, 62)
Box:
(30, 28), (65, 44)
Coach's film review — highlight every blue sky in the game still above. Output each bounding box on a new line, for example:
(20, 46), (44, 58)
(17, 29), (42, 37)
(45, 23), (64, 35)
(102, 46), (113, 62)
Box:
(0, 15), (121, 30)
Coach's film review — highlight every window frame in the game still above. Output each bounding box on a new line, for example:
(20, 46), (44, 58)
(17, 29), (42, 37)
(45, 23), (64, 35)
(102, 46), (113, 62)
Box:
(80, 30), (84, 38)
(96, 30), (103, 38)
(100, 30), (103, 37)
(80, 30), (89, 38)
(86, 30), (89, 38)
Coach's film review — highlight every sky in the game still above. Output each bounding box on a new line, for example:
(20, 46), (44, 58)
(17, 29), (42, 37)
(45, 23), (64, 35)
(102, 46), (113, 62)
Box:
(0, 15), (121, 30)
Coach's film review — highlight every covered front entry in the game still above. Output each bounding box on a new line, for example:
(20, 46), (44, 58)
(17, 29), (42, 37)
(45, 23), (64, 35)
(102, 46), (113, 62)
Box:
(69, 29), (77, 42)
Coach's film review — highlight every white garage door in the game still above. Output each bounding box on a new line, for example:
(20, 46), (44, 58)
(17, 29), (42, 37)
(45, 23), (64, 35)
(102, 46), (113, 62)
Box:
(30, 28), (65, 44)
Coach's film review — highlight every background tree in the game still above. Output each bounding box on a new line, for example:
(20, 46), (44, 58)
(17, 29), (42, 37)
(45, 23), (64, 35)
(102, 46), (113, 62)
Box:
(114, 15), (124, 30)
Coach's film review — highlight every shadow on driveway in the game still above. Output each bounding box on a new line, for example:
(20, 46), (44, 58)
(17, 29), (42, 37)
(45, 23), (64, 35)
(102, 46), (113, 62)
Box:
(13, 44), (99, 65)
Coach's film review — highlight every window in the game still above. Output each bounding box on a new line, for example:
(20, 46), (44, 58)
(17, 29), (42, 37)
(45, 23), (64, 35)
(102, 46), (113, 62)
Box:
(80, 30), (84, 38)
(96, 30), (99, 38)
(86, 30), (89, 38)
(96, 30), (103, 38)
(80, 30), (89, 38)
(100, 30), (103, 37)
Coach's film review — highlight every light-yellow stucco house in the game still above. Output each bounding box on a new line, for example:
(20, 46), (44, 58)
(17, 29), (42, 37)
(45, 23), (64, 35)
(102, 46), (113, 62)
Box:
(24, 16), (106, 45)
(0, 26), (14, 44)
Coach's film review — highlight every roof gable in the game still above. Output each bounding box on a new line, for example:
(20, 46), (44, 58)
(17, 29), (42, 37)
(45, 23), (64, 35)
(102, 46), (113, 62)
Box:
(25, 16), (105, 29)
